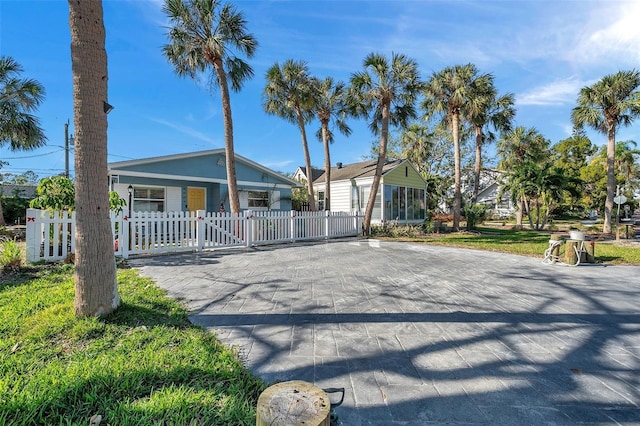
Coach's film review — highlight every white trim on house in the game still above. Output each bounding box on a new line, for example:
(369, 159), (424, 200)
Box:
(108, 170), (293, 189)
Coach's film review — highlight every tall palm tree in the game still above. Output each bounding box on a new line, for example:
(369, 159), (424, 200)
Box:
(68, 0), (120, 317)
(423, 63), (490, 230)
(0, 56), (47, 225)
(464, 75), (515, 202)
(311, 76), (351, 211)
(571, 70), (640, 233)
(163, 0), (257, 213)
(497, 126), (549, 227)
(347, 52), (422, 235)
(262, 59), (317, 210)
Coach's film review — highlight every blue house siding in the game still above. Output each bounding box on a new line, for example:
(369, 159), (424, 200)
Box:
(108, 149), (297, 213)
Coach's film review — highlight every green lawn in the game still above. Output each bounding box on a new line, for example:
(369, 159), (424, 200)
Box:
(0, 264), (266, 425)
(378, 225), (640, 265)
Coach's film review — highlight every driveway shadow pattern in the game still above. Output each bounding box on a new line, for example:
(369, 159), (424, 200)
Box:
(130, 239), (640, 425)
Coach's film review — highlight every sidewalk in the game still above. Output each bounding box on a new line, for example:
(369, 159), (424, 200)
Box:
(129, 239), (640, 425)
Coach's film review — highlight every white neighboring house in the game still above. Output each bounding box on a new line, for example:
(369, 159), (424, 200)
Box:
(476, 181), (516, 218)
(292, 165), (324, 185)
(304, 159), (428, 223)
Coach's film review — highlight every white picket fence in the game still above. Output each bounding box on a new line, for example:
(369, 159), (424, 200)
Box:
(25, 208), (363, 263)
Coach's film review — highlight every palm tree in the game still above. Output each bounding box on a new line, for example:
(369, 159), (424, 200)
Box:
(262, 59), (317, 210)
(398, 123), (432, 175)
(0, 56), (47, 151)
(163, 0), (257, 214)
(497, 126), (549, 227)
(347, 52), (422, 235)
(614, 140), (640, 186)
(68, 0), (120, 316)
(0, 56), (47, 226)
(422, 63), (490, 231)
(571, 70), (640, 233)
(501, 160), (580, 230)
(464, 75), (515, 202)
(311, 76), (351, 211)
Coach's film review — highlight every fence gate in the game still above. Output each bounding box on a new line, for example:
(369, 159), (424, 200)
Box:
(26, 208), (362, 263)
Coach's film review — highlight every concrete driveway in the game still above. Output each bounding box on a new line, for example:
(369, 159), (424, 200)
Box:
(129, 239), (640, 425)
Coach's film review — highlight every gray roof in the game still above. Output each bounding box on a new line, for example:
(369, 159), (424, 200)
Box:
(313, 159), (404, 184)
(109, 148), (301, 187)
(1, 184), (37, 198)
(296, 166), (325, 182)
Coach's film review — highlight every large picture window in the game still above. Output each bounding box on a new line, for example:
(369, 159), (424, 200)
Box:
(384, 185), (425, 221)
(133, 187), (165, 212)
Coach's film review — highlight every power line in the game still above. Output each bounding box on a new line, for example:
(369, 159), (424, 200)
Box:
(1, 149), (65, 160)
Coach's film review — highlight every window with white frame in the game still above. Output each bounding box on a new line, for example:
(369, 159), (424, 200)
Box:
(383, 185), (425, 221)
(317, 190), (325, 210)
(248, 190), (269, 208)
(133, 187), (165, 212)
(351, 184), (380, 215)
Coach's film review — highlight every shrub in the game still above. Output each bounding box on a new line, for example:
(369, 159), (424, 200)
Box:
(1, 238), (22, 272)
(372, 222), (423, 238)
(463, 203), (488, 231)
(1, 192), (31, 225)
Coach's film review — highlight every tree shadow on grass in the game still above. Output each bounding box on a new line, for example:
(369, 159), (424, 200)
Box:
(4, 364), (264, 425)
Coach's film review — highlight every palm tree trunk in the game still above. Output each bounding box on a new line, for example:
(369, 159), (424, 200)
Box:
(515, 198), (524, 229)
(69, 0), (119, 317)
(603, 124), (616, 234)
(472, 126), (483, 203)
(0, 202), (5, 226)
(524, 198), (534, 229)
(321, 122), (331, 211)
(213, 61), (241, 214)
(541, 202), (550, 229)
(363, 102), (390, 235)
(452, 112), (461, 231)
(296, 108), (316, 211)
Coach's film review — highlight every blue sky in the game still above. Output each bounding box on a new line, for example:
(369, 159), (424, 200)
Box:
(1, 0), (639, 180)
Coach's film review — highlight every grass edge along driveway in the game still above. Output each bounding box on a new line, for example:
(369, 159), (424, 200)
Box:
(0, 264), (267, 426)
(376, 227), (640, 265)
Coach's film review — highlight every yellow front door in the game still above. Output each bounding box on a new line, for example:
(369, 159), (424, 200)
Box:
(187, 187), (206, 211)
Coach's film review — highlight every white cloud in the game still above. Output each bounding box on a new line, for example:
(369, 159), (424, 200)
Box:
(569, 1), (640, 66)
(146, 116), (219, 145)
(261, 159), (294, 170)
(516, 77), (586, 106)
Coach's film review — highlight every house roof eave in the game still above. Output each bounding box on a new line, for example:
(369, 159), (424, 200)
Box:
(108, 149), (300, 188)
